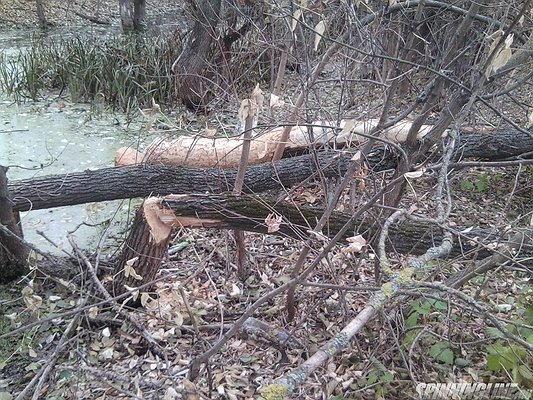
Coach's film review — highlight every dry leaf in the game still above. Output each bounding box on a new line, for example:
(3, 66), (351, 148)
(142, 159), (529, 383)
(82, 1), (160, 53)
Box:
(343, 235), (367, 253)
(124, 258), (143, 280)
(28, 347), (37, 358)
(141, 292), (152, 307)
(251, 83), (264, 112)
(88, 306), (99, 319)
(124, 286), (140, 301)
(265, 213), (283, 233)
(404, 169), (425, 179)
(351, 151), (361, 161)
(292, 9), (302, 32)
(126, 257), (139, 267)
(526, 108), (533, 129)
(229, 283), (241, 297)
(22, 287), (42, 310)
(100, 347), (114, 360)
(301, 191), (317, 203)
(269, 93), (285, 110)
(202, 127), (217, 138)
(313, 20), (326, 51)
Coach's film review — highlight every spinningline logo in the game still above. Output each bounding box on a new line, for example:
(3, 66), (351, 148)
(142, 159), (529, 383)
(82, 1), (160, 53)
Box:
(416, 382), (532, 399)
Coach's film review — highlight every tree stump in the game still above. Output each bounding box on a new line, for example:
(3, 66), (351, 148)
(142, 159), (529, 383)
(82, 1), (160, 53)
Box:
(112, 200), (173, 298)
(0, 166), (28, 283)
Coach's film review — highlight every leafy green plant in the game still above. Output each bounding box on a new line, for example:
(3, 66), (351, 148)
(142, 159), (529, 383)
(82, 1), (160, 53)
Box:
(356, 359), (394, 399)
(485, 305), (533, 388)
(428, 341), (454, 365)
(405, 299), (448, 328)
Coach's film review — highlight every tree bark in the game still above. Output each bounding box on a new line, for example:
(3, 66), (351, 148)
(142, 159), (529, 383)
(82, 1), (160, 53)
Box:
(112, 201), (172, 297)
(0, 166), (28, 283)
(9, 149), (367, 212)
(120, 0), (145, 32)
(152, 193), (532, 260)
(133, 0), (146, 31)
(172, 0), (222, 111)
(119, 0), (135, 31)
(8, 128), (533, 213)
(35, 0), (48, 29)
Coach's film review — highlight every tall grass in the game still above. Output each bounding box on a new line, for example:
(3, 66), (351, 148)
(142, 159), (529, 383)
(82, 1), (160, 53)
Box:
(0, 35), (180, 114)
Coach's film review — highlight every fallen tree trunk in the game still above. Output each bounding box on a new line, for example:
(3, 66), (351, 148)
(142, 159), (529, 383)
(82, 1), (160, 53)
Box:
(133, 193), (533, 260)
(9, 128), (533, 212)
(116, 123), (533, 169)
(115, 118), (435, 168)
(9, 148), (393, 212)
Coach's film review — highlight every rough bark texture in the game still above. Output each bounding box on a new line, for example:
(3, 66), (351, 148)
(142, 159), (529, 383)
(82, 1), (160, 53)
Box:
(35, 0), (47, 28)
(157, 193), (532, 260)
(8, 128), (533, 212)
(10, 148), (388, 212)
(133, 0), (146, 31)
(0, 166), (28, 283)
(119, 0), (134, 30)
(119, 0), (145, 31)
(112, 205), (171, 297)
(172, 0), (222, 111)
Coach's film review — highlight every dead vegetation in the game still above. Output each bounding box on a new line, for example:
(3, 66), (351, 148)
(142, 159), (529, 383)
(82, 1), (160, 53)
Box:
(1, 0), (533, 399)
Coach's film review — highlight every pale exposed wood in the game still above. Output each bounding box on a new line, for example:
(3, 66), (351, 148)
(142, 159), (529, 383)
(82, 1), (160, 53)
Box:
(114, 119), (436, 168)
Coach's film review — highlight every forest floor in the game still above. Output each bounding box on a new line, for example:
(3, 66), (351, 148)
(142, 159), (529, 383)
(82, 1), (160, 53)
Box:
(1, 3), (532, 399)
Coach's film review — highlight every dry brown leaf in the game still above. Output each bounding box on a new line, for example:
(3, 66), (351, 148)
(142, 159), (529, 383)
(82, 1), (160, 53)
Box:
(251, 83), (264, 113)
(292, 9), (302, 32)
(343, 235), (367, 253)
(351, 150), (361, 161)
(202, 127), (217, 138)
(124, 259), (143, 280)
(313, 20), (326, 51)
(265, 213), (283, 233)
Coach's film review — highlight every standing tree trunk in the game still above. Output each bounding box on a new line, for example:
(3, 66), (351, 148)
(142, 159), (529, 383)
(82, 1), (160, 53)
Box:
(35, 0), (48, 29)
(133, 0), (146, 31)
(172, 0), (222, 112)
(119, 0), (146, 32)
(0, 167), (28, 283)
(171, 0), (259, 112)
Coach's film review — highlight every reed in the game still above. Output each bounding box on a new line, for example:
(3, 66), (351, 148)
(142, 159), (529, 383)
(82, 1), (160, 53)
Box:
(0, 34), (180, 114)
